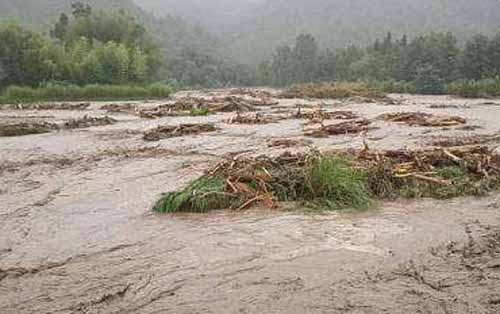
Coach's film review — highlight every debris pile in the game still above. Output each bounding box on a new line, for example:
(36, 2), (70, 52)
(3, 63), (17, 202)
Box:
(296, 109), (359, 123)
(267, 138), (310, 148)
(305, 119), (376, 137)
(153, 146), (500, 213)
(63, 115), (116, 129)
(0, 122), (58, 137)
(101, 103), (136, 114)
(229, 88), (275, 99)
(280, 82), (389, 102)
(429, 133), (500, 148)
(428, 104), (470, 109)
(143, 123), (217, 141)
(379, 112), (466, 127)
(138, 105), (185, 119)
(2, 103), (90, 110)
(137, 96), (273, 119)
(226, 112), (283, 124)
(207, 96), (258, 112)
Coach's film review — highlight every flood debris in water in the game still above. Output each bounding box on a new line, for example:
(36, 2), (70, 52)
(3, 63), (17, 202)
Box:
(100, 103), (137, 114)
(428, 103), (471, 109)
(305, 119), (376, 137)
(280, 82), (389, 102)
(428, 133), (500, 148)
(379, 112), (466, 127)
(0, 121), (59, 137)
(267, 138), (312, 148)
(295, 109), (359, 121)
(138, 105), (187, 119)
(154, 146), (500, 213)
(229, 88), (274, 99)
(143, 123), (218, 141)
(207, 96), (259, 112)
(63, 115), (116, 129)
(137, 95), (272, 119)
(1, 102), (90, 111)
(225, 112), (283, 124)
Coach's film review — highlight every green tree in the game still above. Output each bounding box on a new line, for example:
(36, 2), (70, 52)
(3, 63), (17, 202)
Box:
(0, 23), (52, 86)
(129, 46), (148, 82)
(81, 51), (105, 83)
(292, 34), (318, 83)
(72, 1), (92, 19)
(462, 34), (491, 80)
(269, 45), (293, 86)
(488, 33), (500, 77)
(50, 13), (69, 41)
(414, 63), (445, 94)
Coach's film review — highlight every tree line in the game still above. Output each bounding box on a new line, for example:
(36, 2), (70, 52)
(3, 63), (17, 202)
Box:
(2, 1), (500, 94)
(259, 32), (500, 93)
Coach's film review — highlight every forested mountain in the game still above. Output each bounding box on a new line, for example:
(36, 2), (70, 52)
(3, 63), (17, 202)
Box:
(135, 0), (500, 64)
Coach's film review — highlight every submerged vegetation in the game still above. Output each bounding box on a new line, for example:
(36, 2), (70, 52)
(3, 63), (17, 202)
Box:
(154, 147), (500, 213)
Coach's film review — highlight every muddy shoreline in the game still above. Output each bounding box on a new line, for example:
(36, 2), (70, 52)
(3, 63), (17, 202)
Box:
(1, 89), (500, 313)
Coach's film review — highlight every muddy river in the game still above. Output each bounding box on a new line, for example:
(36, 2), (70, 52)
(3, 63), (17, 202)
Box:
(1, 89), (500, 313)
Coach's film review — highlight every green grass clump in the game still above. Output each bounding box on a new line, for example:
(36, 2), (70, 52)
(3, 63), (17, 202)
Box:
(0, 83), (173, 103)
(153, 177), (229, 213)
(189, 107), (212, 116)
(303, 156), (373, 210)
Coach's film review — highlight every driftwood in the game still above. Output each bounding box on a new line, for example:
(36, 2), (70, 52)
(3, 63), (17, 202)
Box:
(379, 112), (466, 127)
(143, 123), (217, 141)
(63, 116), (116, 129)
(305, 119), (377, 137)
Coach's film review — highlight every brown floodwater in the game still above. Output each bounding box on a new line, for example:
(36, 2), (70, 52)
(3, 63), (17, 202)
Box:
(1, 90), (500, 313)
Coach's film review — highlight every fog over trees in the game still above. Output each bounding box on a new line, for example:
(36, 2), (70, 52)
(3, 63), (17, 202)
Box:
(2, 0), (500, 90)
(135, 0), (500, 63)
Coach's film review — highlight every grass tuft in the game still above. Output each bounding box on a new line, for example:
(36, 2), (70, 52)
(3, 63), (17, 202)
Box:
(189, 107), (212, 116)
(303, 156), (373, 210)
(153, 177), (229, 213)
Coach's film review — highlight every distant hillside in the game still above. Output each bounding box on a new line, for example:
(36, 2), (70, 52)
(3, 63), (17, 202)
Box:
(135, 0), (500, 64)
(134, 0), (264, 34)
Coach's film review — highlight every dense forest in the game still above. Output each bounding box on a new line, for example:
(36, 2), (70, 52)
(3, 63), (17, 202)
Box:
(260, 31), (500, 94)
(2, 0), (500, 97)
